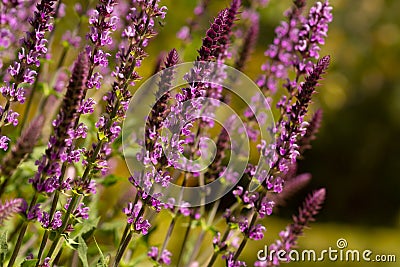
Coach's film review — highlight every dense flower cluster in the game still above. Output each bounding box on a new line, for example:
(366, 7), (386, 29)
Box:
(86, 0), (119, 89)
(207, 25), (331, 267)
(256, 0), (306, 93)
(0, 0), (56, 151)
(0, 0), (333, 266)
(257, 0), (332, 93)
(29, 53), (90, 194)
(0, 0), (36, 68)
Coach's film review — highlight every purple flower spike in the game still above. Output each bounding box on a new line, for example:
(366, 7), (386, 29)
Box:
(296, 1), (333, 72)
(261, 56), (330, 192)
(235, 11), (259, 71)
(260, 189), (326, 266)
(0, 198), (23, 225)
(86, 0), (118, 90)
(256, 1), (306, 93)
(0, 0), (56, 138)
(30, 53), (89, 193)
(197, 0), (241, 62)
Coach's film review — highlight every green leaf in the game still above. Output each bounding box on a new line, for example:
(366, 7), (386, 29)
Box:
(78, 236), (89, 267)
(81, 217), (100, 240)
(48, 230), (58, 241)
(98, 131), (108, 142)
(93, 237), (108, 267)
(37, 82), (51, 96)
(65, 236), (80, 250)
(100, 174), (122, 187)
(21, 259), (39, 267)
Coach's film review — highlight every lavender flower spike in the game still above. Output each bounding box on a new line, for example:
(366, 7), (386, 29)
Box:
(256, 0), (306, 93)
(0, 116), (44, 196)
(0, 198), (23, 225)
(296, 55), (330, 109)
(30, 53), (89, 193)
(0, 0), (56, 144)
(235, 12), (259, 71)
(197, 0), (241, 62)
(256, 189), (326, 266)
(148, 48), (179, 133)
(296, 1), (333, 72)
(86, 0), (118, 90)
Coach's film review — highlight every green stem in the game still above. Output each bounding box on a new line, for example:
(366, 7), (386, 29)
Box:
(157, 215), (177, 262)
(233, 237), (248, 261)
(115, 223), (130, 261)
(19, 71), (39, 134)
(7, 221), (28, 267)
(187, 199), (220, 265)
(8, 220), (23, 242)
(0, 100), (11, 134)
(8, 192), (39, 266)
(176, 216), (193, 267)
(113, 230), (133, 267)
(36, 188), (61, 265)
(36, 231), (49, 267)
(206, 224), (231, 267)
(206, 253), (219, 267)
(53, 246), (63, 266)
(0, 178), (9, 197)
(113, 205), (145, 266)
(56, 47), (69, 70)
(46, 194), (80, 259)
(114, 191), (141, 264)
(233, 212), (258, 261)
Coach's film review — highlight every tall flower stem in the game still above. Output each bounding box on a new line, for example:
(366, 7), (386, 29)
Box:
(19, 0), (63, 134)
(44, 136), (104, 259)
(18, 0), (60, 133)
(36, 3), (120, 258)
(35, 188), (61, 264)
(113, 206), (145, 266)
(157, 216), (177, 262)
(176, 216), (193, 266)
(115, 223), (131, 259)
(7, 191), (38, 267)
(186, 199), (220, 265)
(9, 52), (90, 264)
(233, 211), (257, 260)
(18, 74), (39, 134)
(46, 193), (80, 258)
(206, 227), (231, 267)
(113, 231), (133, 267)
(114, 194), (139, 263)
(7, 221), (28, 267)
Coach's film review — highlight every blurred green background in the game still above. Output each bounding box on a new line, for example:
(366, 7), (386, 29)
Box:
(51, 0), (400, 266)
